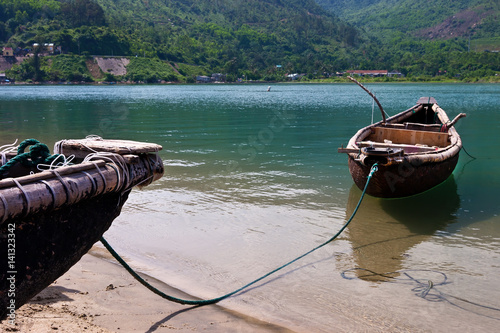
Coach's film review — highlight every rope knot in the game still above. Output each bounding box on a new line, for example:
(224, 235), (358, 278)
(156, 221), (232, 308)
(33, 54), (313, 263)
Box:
(16, 139), (52, 167)
(0, 139), (62, 178)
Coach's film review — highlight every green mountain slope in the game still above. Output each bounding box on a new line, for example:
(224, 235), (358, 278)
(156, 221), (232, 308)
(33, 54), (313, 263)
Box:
(316, 0), (499, 43)
(95, 0), (363, 69)
(1, 0), (499, 82)
(1, 0), (365, 79)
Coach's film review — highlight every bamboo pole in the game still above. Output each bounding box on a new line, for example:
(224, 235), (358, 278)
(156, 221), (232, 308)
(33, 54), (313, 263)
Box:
(0, 161), (107, 190)
(0, 163), (119, 223)
(0, 155), (163, 224)
(448, 113), (467, 128)
(347, 76), (386, 123)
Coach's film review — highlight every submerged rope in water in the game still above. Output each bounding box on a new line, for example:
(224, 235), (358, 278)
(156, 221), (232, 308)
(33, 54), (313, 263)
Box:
(461, 145), (476, 160)
(342, 268), (500, 320)
(100, 164), (379, 305)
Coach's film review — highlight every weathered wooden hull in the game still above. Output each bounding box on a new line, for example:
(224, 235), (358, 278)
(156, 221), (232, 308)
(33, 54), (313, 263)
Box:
(0, 191), (128, 320)
(339, 97), (464, 198)
(348, 153), (459, 198)
(0, 138), (164, 321)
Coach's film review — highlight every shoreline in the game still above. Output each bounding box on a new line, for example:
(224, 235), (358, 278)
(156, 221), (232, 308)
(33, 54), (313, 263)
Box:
(1, 77), (499, 86)
(0, 247), (293, 333)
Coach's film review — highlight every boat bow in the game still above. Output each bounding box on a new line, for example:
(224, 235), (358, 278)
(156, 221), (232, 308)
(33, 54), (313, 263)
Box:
(338, 98), (465, 198)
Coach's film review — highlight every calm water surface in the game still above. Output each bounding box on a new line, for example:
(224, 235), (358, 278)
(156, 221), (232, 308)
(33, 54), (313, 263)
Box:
(1, 83), (499, 332)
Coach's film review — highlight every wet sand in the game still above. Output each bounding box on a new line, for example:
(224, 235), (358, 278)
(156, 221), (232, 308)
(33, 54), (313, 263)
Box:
(0, 248), (292, 333)
(2, 243), (498, 332)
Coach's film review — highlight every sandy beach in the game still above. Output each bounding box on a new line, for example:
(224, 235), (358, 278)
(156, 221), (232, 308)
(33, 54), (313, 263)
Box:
(1, 247), (291, 333)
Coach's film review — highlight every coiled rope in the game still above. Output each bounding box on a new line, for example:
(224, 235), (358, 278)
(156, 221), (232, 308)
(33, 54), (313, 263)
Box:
(342, 268), (500, 319)
(100, 163), (379, 305)
(0, 139), (62, 177)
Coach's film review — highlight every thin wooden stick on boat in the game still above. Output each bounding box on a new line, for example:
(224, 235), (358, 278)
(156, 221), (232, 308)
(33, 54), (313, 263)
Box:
(338, 97), (465, 198)
(347, 76), (386, 123)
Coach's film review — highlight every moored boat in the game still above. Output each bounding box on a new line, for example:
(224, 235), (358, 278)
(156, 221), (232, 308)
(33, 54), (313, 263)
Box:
(0, 137), (164, 321)
(338, 96), (466, 198)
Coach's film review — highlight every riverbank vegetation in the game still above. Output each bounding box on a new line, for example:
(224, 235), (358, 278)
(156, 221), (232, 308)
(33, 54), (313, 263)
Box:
(1, 0), (498, 83)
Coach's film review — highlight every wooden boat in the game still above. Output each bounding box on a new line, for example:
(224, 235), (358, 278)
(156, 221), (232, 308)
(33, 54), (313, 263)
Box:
(338, 93), (466, 198)
(0, 137), (164, 321)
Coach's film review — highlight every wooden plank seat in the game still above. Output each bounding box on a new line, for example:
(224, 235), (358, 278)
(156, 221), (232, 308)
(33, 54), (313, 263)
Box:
(367, 126), (449, 147)
(382, 122), (443, 132)
(356, 141), (438, 154)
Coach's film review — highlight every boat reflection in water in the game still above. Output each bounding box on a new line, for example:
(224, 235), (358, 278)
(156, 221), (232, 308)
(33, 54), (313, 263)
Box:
(341, 175), (460, 281)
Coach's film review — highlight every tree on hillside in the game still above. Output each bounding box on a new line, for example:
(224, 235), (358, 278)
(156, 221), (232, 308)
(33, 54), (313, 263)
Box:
(60, 0), (106, 27)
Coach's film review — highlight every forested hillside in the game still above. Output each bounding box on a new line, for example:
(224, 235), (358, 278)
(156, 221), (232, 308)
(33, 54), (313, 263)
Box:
(1, 0), (362, 78)
(1, 0), (499, 82)
(94, 0), (363, 74)
(316, 0), (499, 46)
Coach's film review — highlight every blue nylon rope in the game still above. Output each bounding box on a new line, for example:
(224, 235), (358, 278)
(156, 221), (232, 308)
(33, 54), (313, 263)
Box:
(100, 164), (379, 305)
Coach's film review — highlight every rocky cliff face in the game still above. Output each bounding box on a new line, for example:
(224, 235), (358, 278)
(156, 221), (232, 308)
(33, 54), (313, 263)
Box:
(0, 57), (26, 73)
(95, 57), (130, 76)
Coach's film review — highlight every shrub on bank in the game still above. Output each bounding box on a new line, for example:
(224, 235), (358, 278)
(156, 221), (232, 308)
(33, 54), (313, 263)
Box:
(125, 57), (180, 83)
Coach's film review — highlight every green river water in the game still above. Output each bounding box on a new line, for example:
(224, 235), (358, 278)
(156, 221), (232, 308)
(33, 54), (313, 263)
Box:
(0, 83), (499, 332)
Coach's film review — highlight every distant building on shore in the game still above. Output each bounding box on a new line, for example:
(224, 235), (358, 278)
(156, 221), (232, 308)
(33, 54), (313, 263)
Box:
(196, 73), (227, 83)
(211, 73), (226, 82)
(196, 75), (211, 83)
(32, 43), (57, 55)
(2, 47), (14, 57)
(344, 70), (404, 78)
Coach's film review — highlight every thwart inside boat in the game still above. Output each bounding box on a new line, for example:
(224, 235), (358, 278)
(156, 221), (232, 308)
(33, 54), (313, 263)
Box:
(338, 97), (465, 198)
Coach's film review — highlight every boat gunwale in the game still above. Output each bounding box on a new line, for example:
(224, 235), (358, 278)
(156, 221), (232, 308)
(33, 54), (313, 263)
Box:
(345, 102), (463, 165)
(0, 139), (165, 225)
